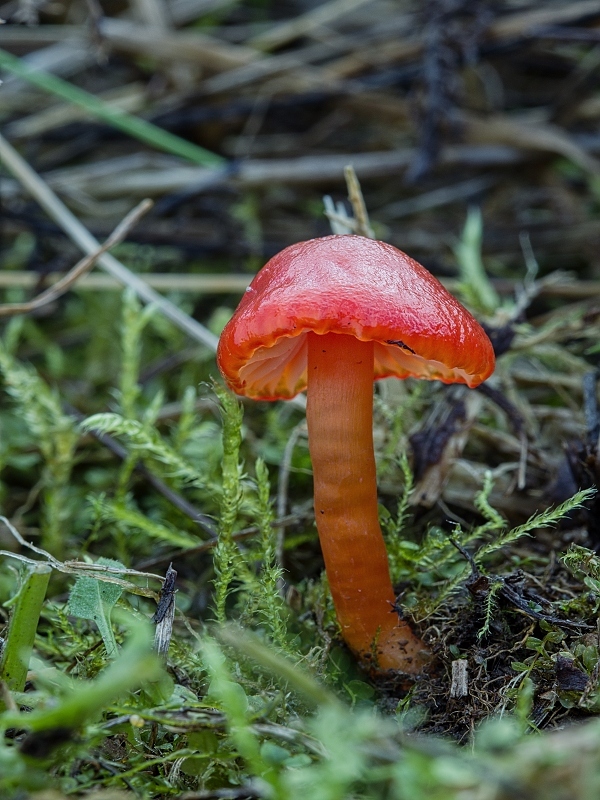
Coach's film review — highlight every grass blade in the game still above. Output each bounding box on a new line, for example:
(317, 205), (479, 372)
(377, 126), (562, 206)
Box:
(0, 47), (225, 168)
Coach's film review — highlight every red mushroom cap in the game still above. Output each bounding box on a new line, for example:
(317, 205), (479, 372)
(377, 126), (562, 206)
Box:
(217, 235), (495, 400)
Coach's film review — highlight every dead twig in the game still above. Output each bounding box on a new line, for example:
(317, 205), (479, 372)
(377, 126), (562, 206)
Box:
(344, 165), (374, 238)
(0, 131), (219, 350)
(0, 516), (162, 599)
(153, 564), (177, 658)
(0, 199), (153, 318)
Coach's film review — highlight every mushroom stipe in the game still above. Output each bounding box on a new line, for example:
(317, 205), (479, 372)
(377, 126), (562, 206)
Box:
(217, 235), (495, 674)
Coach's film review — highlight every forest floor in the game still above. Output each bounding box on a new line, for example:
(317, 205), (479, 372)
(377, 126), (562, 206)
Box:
(2, 1), (600, 798)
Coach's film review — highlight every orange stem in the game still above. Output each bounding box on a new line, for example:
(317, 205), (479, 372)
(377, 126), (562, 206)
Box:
(306, 332), (426, 673)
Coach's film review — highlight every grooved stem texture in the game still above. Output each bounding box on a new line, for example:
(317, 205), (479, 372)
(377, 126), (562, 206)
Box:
(306, 332), (425, 672)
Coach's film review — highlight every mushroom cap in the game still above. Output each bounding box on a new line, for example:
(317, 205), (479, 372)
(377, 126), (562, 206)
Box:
(217, 235), (495, 400)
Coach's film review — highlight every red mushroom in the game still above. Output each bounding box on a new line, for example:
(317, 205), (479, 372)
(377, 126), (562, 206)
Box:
(217, 235), (495, 673)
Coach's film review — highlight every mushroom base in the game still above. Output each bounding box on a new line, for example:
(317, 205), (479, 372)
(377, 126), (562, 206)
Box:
(306, 332), (427, 673)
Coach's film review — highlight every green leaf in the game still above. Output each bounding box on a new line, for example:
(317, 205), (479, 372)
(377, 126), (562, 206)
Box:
(455, 207), (500, 315)
(525, 637), (544, 652)
(68, 558), (126, 659)
(260, 741), (292, 765)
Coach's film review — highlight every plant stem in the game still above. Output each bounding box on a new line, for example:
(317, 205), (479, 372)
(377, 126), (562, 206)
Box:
(306, 332), (426, 672)
(0, 562), (51, 703)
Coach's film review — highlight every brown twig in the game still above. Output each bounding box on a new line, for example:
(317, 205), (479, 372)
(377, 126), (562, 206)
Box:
(0, 199), (153, 318)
